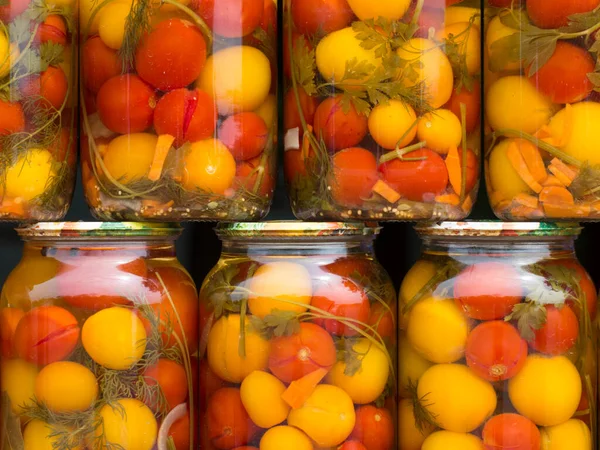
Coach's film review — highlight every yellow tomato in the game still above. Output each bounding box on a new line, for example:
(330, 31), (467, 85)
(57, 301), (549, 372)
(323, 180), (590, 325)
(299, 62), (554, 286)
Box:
(399, 334), (433, 397)
(0, 32), (19, 79)
(198, 45), (271, 114)
(509, 355), (581, 427)
(35, 362), (98, 413)
(327, 338), (389, 404)
(407, 297), (469, 364)
(422, 430), (484, 450)
(5, 149), (56, 202)
(548, 102), (600, 166)
(488, 139), (532, 201)
(316, 27), (381, 89)
(96, 399), (157, 450)
(399, 398), (433, 450)
(97, 1), (131, 50)
(418, 364), (496, 433)
(247, 261), (312, 319)
(399, 259), (437, 329)
(260, 426), (314, 450)
(1, 255), (59, 308)
(485, 76), (554, 134)
(1, 359), (38, 415)
(255, 94), (277, 129)
(288, 384), (356, 447)
(103, 134), (157, 184)
(417, 109), (462, 154)
(541, 419), (591, 450)
(240, 370), (290, 428)
(346, 0), (411, 20)
(207, 314), (270, 383)
(397, 38), (453, 109)
(181, 139), (236, 195)
(368, 100), (417, 150)
(23, 420), (84, 450)
(445, 6), (481, 29)
(82, 306), (147, 370)
(436, 22), (481, 76)
(485, 13), (521, 73)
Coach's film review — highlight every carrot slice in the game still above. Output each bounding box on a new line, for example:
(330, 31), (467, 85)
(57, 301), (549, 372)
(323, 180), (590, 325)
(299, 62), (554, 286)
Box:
(542, 175), (565, 187)
(148, 134), (175, 182)
(544, 202), (590, 219)
(516, 139), (547, 183)
(445, 146), (462, 195)
(514, 193), (539, 209)
(461, 195), (473, 213)
(510, 205), (544, 220)
(436, 193), (460, 206)
(281, 368), (328, 409)
(506, 142), (543, 193)
(548, 158), (578, 187)
(539, 186), (574, 205)
(372, 180), (401, 204)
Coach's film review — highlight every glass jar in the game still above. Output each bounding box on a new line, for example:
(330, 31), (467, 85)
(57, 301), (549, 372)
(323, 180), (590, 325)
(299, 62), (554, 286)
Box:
(80, 0), (277, 221)
(399, 222), (597, 449)
(0, 0), (77, 220)
(484, 1), (600, 221)
(198, 222), (397, 449)
(283, 0), (482, 221)
(0, 222), (199, 450)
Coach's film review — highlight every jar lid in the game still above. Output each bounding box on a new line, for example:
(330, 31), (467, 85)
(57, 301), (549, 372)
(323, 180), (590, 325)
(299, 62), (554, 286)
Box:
(17, 222), (182, 239)
(216, 221), (381, 238)
(415, 221), (582, 238)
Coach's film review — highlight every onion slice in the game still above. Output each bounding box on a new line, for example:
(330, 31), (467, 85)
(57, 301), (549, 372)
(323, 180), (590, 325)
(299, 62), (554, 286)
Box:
(157, 403), (187, 450)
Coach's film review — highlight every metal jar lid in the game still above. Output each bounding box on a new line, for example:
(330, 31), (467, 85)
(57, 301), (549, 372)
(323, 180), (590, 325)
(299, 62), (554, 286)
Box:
(17, 222), (182, 240)
(415, 221), (582, 238)
(216, 221), (381, 238)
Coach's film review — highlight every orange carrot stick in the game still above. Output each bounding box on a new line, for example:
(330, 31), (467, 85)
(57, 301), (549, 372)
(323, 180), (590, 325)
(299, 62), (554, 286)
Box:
(543, 203), (590, 219)
(539, 186), (574, 204)
(514, 193), (539, 209)
(516, 139), (547, 183)
(281, 368), (328, 409)
(542, 175), (566, 188)
(148, 134), (175, 182)
(506, 142), (543, 193)
(436, 193), (460, 206)
(548, 158), (578, 187)
(372, 180), (401, 204)
(445, 146), (462, 195)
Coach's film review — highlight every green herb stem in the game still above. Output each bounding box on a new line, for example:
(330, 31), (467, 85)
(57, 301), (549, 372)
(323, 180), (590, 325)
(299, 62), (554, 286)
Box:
(379, 141), (427, 164)
(460, 102), (468, 201)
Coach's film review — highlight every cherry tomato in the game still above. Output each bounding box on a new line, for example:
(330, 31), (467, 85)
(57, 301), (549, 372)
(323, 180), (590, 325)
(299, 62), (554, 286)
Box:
(339, 442), (368, 450)
(82, 36), (123, 94)
(531, 305), (579, 355)
(206, 388), (258, 449)
(313, 95), (368, 152)
(453, 262), (523, 320)
(527, 0), (600, 28)
(350, 405), (394, 450)
(195, 0), (263, 38)
(527, 41), (595, 104)
(96, 74), (156, 134)
(260, 0), (277, 34)
(368, 302), (395, 342)
(379, 149), (449, 202)
(153, 88), (217, 147)
(0, 100), (25, 136)
(291, 0), (354, 35)
(0, 0), (31, 21)
(466, 321), (528, 382)
(482, 413), (541, 450)
(36, 15), (67, 46)
(407, 6), (444, 37)
(143, 358), (188, 412)
(234, 156), (274, 197)
(312, 276), (371, 336)
(284, 87), (319, 130)
(135, 18), (207, 91)
(268, 322), (337, 383)
(219, 112), (269, 161)
(169, 409), (195, 449)
(19, 65), (68, 110)
(330, 147), (379, 207)
(323, 256), (372, 278)
(283, 31), (312, 79)
(198, 358), (227, 412)
(445, 82), (481, 133)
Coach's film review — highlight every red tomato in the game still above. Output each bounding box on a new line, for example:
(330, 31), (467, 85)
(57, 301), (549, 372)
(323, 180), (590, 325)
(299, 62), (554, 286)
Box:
(545, 258), (597, 319)
(527, 0), (600, 28)
(466, 321), (528, 382)
(453, 262), (523, 320)
(153, 88), (217, 147)
(234, 156), (275, 197)
(135, 19), (207, 91)
(368, 302), (395, 342)
(482, 413), (541, 450)
(312, 276), (371, 336)
(206, 388), (258, 449)
(339, 442), (368, 450)
(260, 0), (277, 34)
(283, 31), (313, 79)
(169, 409), (195, 449)
(0, 0), (31, 21)
(96, 74), (156, 134)
(323, 256), (372, 278)
(284, 148), (309, 181)
(313, 95), (368, 152)
(0, 100), (25, 136)
(379, 149), (449, 202)
(0, 308), (24, 358)
(19, 65), (68, 111)
(284, 86), (319, 130)
(143, 358), (188, 411)
(49, 127), (75, 166)
(445, 82), (481, 133)
(350, 405), (394, 450)
(291, 0), (354, 35)
(414, 7), (445, 37)
(531, 305), (579, 355)
(82, 36), (123, 94)
(195, 0), (263, 37)
(36, 15), (67, 46)
(527, 41), (595, 104)
(198, 358), (227, 412)
(268, 322), (337, 383)
(219, 112), (269, 161)
(330, 147), (378, 207)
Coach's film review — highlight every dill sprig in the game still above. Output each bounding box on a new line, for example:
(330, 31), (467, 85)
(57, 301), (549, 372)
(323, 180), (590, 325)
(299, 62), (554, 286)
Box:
(118, 0), (153, 70)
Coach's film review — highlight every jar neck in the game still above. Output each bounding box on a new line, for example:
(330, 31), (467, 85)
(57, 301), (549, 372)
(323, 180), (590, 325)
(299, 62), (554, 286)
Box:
(220, 237), (376, 258)
(22, 239), (177, 258)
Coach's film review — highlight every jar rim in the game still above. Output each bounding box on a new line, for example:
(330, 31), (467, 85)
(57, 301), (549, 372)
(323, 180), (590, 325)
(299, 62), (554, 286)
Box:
(216, 221), (381, 238)
(17, 222), (182, 240)
(415, 221), (582, 238)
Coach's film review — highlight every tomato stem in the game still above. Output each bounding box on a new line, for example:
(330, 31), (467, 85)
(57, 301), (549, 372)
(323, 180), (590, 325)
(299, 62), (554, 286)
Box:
(162, 0), (213, 48)
(379, 141), (427, 164)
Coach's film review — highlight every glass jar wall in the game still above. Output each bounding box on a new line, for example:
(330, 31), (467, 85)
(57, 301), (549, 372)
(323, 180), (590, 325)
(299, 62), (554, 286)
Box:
(0, 0), (77, 220)
(0, 223), (199, 449)
(199, 222), (397, 449)
(485, 1), (600, 220)
(80, 0), (277, 221)
(283, 0), (482, 221)
(399, 222), (597, 449)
